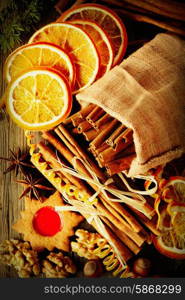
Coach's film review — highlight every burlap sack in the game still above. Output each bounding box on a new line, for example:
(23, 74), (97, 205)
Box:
(77, 33), (185, 177)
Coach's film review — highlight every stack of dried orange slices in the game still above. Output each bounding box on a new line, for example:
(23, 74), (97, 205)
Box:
(2, 3), (127, 131)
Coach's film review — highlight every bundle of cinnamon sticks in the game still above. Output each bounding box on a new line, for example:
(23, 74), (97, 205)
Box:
(64, 103), (136, 176)
(29, 109), (161, 263)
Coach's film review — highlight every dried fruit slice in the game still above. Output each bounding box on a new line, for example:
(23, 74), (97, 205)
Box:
(58, 3), (128, 65)
(152, 204), (185, 259)
(29, 23), (100, 93)
(162, 176), (185, 204)
(6, 67), (72, 131)
(4, 42), (75, 88)
(66, 19), (114, 77)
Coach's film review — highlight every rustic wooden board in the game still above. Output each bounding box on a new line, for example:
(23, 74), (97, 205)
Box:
(0, 54), (27, 277)
(0, 1), (184, 278)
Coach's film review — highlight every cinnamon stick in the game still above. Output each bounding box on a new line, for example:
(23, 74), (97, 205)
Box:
(32, 148), (133, 261)
(45, 129), (148, 245)
(102, 199), (143, 233)
(101, 217), (141, 255)
(37, 142), (89, 192)
(64, 104), (95, 126)
(86, 106), (105, 125)
(100, 197), (140, 234)
(45, 126), (155, 247)
(33, 154), (133, 261)
(116, 7), (185, 36)
(106, 154), (136, 176)
(114, 128), (133, 150)
(131, 208), (160, 236)
(97, 200), (146, 247)
(98, 143), (135, 164)
(56, 124), (107, 181)
(95, 142), (109, 155)
(90, 119), (119, 150)
(90, 221), (133, 262)
(106, 124), (126, 147)
(83, 128), (98, 142)
(64, 111), (81, 126)
(42, 131), (93, 180)
(56, 125), (149, 235)
(83, 119), (113, 142)
(112, 0), (185, 22)
(77, 120), (92, 133)
(93, 113), (113, 130)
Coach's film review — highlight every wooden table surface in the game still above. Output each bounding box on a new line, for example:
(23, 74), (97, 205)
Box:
(0, 55), (27, 277)
(0, 1), (59, 277)
(0, 1), (184, 278)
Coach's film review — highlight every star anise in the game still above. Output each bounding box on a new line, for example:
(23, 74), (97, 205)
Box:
(0, 148), (34, 176)
(16, 174), (54, 201)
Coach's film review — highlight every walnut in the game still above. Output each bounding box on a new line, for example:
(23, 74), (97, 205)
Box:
(0, 239), (40, 278)
(71, 229), (105, 260)
(42, 252), (77, 278)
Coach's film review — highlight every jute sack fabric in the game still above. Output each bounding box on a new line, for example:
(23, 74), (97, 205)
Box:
(77, 33), (185, 177)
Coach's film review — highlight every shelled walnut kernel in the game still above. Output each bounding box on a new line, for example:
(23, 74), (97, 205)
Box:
(42, 252), (77, 278)
(0, 239), (40, 278)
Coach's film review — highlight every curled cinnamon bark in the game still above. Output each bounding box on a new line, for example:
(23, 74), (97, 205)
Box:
(86, 106), (105, 126)
(43, 127), (149, 245)
(83, 128), (100, 142)
(105, 154), (136, 176)
(37, 142), (88, 192)
(90, 119), (119, 150)
(94, 113), (113, 130)
(106, 124), (127, 147)
(77, 120), (92, 133)
(64, 104), (95, 126)
(109, 0), (185, 22)
(99, 143), (135, 164)
(101, 217), (141, 255)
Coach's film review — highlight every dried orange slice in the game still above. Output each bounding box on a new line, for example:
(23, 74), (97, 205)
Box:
(29, 23), (100, 93)
(65, 19), (113, 77)
(59, 4), (128, 65)
(152, 204), (185, 259)
(6, 67), (72, 131)
(4, 42), (75, 88)
(162, 176), (185, 204)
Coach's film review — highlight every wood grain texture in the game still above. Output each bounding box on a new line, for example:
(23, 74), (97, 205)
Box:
(0, 0), (184, 278)
(0, 54), (26, 277)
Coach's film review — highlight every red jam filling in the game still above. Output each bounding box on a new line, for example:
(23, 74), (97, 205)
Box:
(32, 206), (62, 236)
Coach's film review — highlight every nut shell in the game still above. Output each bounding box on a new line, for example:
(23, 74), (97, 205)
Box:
(83, 260), (103, 277)
(133, 258), (151, 277)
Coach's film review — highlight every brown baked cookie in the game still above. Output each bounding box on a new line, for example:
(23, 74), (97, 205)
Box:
(13, 191), (84, 252)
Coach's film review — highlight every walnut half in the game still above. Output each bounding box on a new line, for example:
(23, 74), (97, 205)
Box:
(42, 252), (77, 278)
(0, 239), (40, 278)
(0, 239), (77, 278)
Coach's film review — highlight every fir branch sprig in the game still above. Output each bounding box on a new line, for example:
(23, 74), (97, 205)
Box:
(0, 0), (42, 55)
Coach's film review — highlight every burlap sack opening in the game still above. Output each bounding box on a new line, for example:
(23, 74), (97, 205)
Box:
(77, 33), (185, 177)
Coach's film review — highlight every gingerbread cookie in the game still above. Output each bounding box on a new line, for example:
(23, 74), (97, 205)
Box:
(13, 192), (83, 252)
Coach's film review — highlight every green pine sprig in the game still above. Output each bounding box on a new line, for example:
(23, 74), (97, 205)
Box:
(0, 0), (43, 55)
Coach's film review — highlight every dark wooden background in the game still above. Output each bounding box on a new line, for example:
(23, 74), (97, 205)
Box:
(0, 0), (184, 277)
